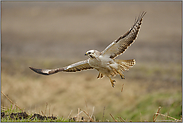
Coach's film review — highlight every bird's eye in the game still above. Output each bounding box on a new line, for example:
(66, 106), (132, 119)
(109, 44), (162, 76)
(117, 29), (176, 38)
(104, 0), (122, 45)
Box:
(88, 52), (91, 54)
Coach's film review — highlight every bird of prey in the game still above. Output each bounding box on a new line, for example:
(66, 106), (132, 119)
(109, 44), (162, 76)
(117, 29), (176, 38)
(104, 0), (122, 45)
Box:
(29, 12), (146, 87)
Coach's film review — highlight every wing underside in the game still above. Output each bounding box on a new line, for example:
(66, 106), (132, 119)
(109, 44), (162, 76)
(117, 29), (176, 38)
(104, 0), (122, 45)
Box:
(101, 11), (146, 59)
(64, 60), (93, 72)
(29, 59), (93, 75)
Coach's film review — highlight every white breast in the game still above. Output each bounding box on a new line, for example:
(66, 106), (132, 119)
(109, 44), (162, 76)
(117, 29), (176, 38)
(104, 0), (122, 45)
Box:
(88, 55), (113, 68)
(88, 57), (101, 68)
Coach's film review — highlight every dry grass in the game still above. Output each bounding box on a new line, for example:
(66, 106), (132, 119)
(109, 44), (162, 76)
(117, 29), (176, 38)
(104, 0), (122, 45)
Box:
(1, 1), (182, 122)
(153, 107), (182, 122)
(1, 93), (182, 122)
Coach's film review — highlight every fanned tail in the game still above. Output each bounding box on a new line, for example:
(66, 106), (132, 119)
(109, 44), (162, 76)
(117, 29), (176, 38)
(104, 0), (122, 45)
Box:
(115, 59), (136, 71)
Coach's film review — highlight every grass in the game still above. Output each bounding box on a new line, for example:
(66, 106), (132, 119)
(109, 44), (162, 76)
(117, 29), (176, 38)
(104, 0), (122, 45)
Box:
(1, 90), (182, 122)
(1, 91), (67, 122)
(1, 105), (67, 122)
(91, 90), (182, 122)
(115, 91), (182, 122)
(1, 105), (182, 122)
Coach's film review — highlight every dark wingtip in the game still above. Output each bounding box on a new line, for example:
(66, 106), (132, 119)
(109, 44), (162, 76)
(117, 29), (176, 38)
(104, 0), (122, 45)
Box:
(29, 66), (35, 71)
(29, 66), (38, 73)
(29, 66), (49, 75)
(29, 67), (38, 72)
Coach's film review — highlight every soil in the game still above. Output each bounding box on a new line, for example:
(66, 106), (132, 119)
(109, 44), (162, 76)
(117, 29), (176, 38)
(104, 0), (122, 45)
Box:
(1, 111), (57, 121)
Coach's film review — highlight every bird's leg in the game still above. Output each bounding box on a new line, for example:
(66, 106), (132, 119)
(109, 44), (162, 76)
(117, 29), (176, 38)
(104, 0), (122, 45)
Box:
(112, 68), (118, 74)
(100, 73), (103, 78)
(97, 73), (100, 79)
(117, 70), (125, 79)
(108, 77), (116, 88)
(110, 65), (125, 79)
(97, 73), (104, 79)
(120, 74), (125, 79)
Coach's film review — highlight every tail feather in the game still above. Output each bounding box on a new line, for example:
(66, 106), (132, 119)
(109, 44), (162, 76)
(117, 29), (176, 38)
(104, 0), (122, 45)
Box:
(115, 59), (136, 71)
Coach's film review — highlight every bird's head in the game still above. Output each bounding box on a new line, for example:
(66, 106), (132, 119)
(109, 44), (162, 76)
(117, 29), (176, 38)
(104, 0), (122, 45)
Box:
(85, 50), (100, 59)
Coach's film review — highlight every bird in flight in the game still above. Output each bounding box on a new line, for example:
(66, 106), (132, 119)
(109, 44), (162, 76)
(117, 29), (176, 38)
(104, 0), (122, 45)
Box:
(29, 12), (146, 87)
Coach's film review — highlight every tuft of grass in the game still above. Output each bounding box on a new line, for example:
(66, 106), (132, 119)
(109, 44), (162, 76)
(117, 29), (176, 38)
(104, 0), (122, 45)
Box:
(1, 106), (68, 122)
(110, 91), (182, 122)
(1, 91), (68, 122)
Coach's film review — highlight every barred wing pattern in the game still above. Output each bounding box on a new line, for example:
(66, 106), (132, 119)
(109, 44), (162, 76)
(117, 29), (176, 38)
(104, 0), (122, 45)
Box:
(29, 60), (93, 75)
(101, 11), (146, 59)
(64, 60), (93, 72)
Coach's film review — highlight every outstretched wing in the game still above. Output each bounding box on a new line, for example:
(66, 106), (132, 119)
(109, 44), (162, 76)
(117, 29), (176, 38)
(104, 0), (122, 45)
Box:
(29, 59), (93, 75)
(101, 11), (146, 59)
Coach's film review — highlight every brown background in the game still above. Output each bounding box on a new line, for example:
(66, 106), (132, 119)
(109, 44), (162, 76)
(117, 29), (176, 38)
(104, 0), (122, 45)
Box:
(1, 1), (182, 121)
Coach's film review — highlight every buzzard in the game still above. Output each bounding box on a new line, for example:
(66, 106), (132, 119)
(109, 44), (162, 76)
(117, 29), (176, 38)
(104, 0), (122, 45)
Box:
(29, 12), (146, 87)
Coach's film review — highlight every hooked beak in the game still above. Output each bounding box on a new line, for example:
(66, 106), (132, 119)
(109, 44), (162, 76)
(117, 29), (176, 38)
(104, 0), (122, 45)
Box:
(85, 52), (88, 55)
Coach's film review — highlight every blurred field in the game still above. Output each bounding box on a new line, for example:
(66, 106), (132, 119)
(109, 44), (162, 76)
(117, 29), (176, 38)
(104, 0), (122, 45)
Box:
(1, 1), (182, 121)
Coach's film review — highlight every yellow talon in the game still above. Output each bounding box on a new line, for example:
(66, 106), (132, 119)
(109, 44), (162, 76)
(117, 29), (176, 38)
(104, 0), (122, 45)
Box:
(117, 70), (125, 79)
(120, 75), (125, 79)
(109, 77), (116, 87)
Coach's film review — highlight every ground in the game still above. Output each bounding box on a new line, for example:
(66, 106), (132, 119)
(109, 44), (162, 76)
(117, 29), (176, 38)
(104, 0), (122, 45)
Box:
(1, 1), (182, 122)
